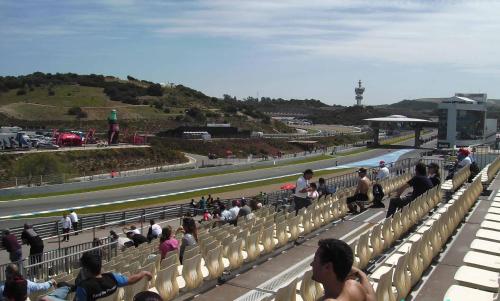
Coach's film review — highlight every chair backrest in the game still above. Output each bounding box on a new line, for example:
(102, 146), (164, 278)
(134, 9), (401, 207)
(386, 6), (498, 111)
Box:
(155, 264), (179, 301)
(205, 245), (224, 280)
(183, 245), (200, 261)
(274, 277), (298, 301)
(299, 270), (324, 301)
(181, 253), (203, 290)
(393, 252), (411, 300)
(244, 231), (261, 262)
(227, 238), (244, 270)
(375, 268), (396, 301)
(370, 224), (384, 258)
(356, 232), (372, 270)
(275, 221), (289, 247)
(260, 226), (276, 254)
(160, 251), (179, 270)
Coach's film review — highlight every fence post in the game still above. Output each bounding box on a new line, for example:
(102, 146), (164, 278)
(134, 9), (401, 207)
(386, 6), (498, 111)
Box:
(15, 177), (18, 187)
(40, 175), (43, 186)
(56, 221), (61, 250)
(93, 226), (96, 240)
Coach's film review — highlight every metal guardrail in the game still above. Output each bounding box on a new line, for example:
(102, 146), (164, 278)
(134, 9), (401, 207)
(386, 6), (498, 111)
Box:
(0, 238), (118, 282)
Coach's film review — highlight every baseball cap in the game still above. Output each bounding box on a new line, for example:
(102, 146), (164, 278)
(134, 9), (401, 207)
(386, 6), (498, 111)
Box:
(379, 160), (385, 166)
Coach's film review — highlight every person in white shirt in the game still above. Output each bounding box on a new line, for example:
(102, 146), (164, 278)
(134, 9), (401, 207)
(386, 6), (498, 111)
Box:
(219, 204), (233, 222)
(69, 210), (79, 235)
(229, 199), (240, 223)
(60, 213), (72, 242)
(147, 219), (162, 242)
(294, 169), (314, 215)
(308, 183), (319, 200)
(375, 161), (390, 181)
(457, 148), (472, 167)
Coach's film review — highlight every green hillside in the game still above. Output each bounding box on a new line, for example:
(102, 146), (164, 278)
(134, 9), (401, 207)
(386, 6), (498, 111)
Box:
(0, 73), (293, 133)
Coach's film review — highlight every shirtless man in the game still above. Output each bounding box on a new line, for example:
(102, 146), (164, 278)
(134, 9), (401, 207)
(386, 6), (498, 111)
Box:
(311, 238), (375, 301)
(347, 168), (372, 214)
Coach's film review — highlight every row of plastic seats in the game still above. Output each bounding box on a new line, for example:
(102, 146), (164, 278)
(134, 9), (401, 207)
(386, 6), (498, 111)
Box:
(373, 174), (484, 300)
(349, 185), (442, 271)
(442, 165), (471, 192)
(486, 156), (500, 183)
(148, 193), (351, 301)
(444, 181), (500, 300)
(378, 172), (412, 196)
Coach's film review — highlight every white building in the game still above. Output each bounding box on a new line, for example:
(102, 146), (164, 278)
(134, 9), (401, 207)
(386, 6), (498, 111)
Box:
(437, 93), (497, 148)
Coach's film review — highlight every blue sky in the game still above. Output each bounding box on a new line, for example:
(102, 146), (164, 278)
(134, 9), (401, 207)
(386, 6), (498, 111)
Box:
(1, 0), (499, 105)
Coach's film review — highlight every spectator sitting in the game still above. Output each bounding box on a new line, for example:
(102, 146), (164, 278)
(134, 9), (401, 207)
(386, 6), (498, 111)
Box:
(386, 162), (433, 218)
(346, 168), (372, 214)
(219, 204), (232, 222)
(375, 161), (390, 181)
(124, 231), (147, 248)
(249, 199), (260, 211)
(91, 238), (103, 257)
(308, 183), (319, 200)
(317, 178), (335, 200)
(229, 199), (240, 222)
(202, 210), (213, 222)
(238, 198), (252, 218)
(122, 225), (141, 235)
(147, 219), (162, 242)
(179, 217), (198, 263)
(159, 226), (179, 260)
(134, 291), (163, 301)
(40, 252), (152, 301)
(0, 263), (56, 301)
(427, 162), (441, 187)
(2, 229), (22, 263)
(310, 239), (375, 301)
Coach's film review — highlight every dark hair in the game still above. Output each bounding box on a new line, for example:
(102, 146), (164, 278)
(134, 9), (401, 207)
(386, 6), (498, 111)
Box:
(428, 162), (440, 176)
(182, 217), (198, 242)
(318, 178), (325, 184)
(415, 162), (427, 176)
(4, 264), (27, 301)
(23, 224), (31, 230)
(317, 239), (353, 281)
(3, 229), (10, 235)
(160, 226), (173, 243)
(150, 219), (155, 226)
(310, 183), (317, 189)
(249, 199), (259, 211)
(80, 252), (102, 276)
(133, 291), (163, 301)
(304, 169), (313, 175)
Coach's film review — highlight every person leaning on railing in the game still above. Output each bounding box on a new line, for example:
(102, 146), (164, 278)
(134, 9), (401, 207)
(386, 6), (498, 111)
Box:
(40, 252), (152, 301)
(0, 263), (56, 301)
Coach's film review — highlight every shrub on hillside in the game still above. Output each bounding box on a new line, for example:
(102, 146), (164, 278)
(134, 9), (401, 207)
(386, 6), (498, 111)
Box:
(13, 153), (67, 186)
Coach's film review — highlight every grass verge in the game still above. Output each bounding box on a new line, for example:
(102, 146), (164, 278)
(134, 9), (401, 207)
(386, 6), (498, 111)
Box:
(0, 154), (334, 202)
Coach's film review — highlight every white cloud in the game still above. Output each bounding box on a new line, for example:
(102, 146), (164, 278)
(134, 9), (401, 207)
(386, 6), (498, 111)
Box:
(149, 0), (500, 71)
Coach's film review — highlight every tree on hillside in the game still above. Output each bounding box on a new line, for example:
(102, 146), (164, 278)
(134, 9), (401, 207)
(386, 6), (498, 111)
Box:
(146, 83), (163, 96)
(127, 75), (138, 81)
(13, 153), (67, 186)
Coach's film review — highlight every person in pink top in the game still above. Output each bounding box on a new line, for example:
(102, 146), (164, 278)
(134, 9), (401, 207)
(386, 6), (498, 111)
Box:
(159, 226), (179, 260)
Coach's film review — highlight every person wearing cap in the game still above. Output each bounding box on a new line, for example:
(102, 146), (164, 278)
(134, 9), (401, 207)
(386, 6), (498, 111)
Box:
(346, 168), (372, 214)
(375, 161), (390, 181)
(386, 162), (433, 218)
(294, 169), (314, 215)
(457, 148), (472, 168)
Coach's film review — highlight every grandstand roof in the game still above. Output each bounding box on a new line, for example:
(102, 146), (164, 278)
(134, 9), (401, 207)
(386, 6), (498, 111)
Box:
(364, 114), (433, 123)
